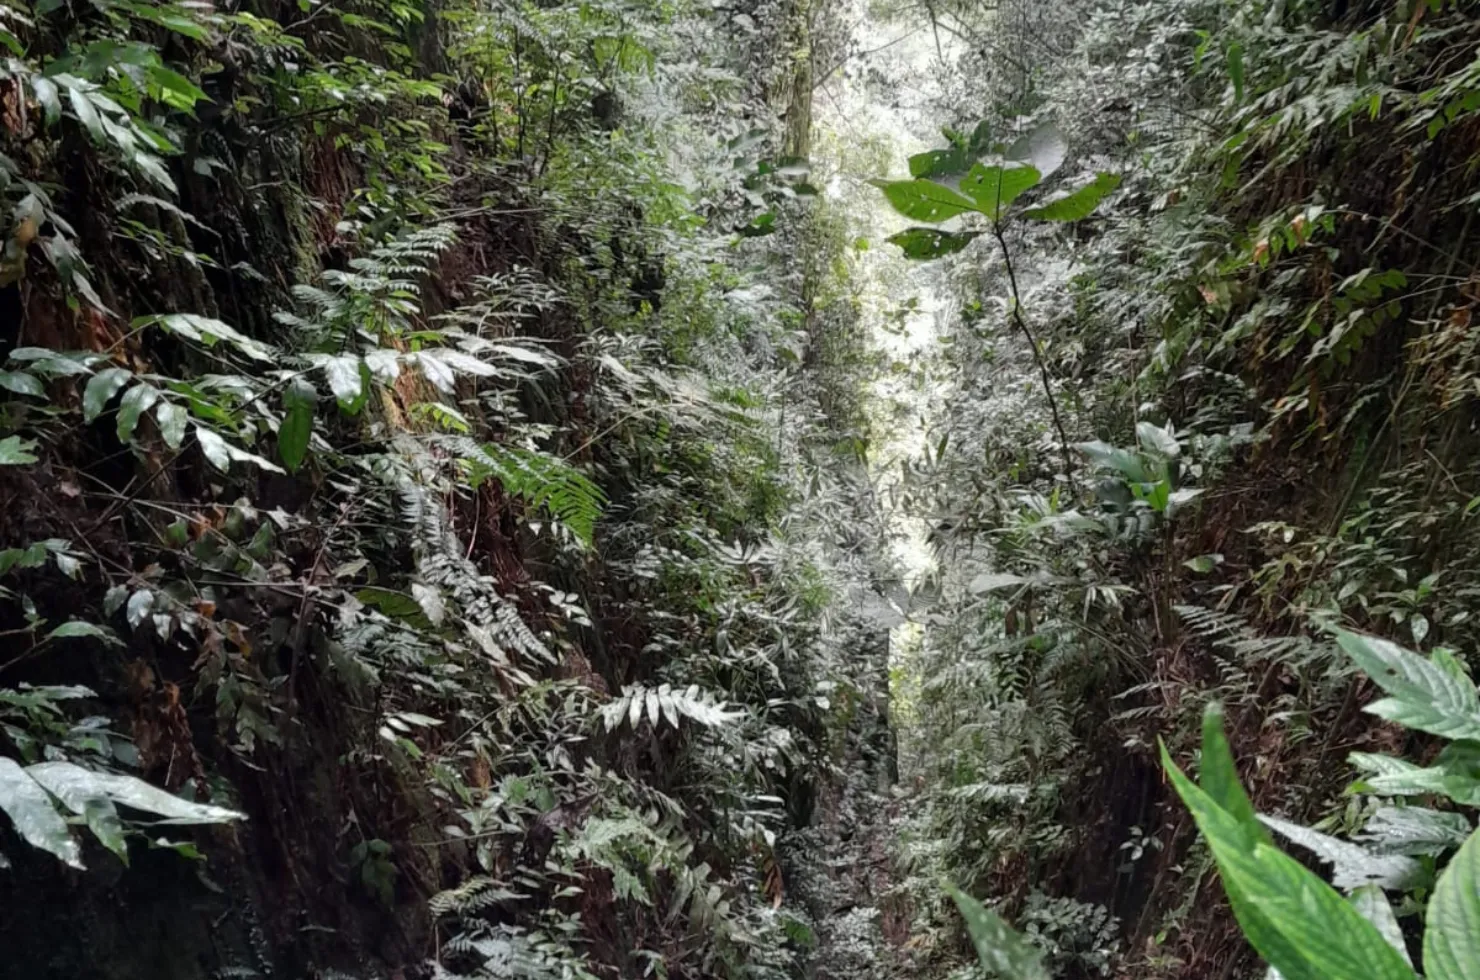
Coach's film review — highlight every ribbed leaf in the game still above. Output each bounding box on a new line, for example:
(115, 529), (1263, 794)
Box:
(944, 883), (1049, 980)
(1356, 806), (1473, 856)
(1335, 629), (1480, 741)
(1260, 814), (1422, 890)
(1425, 827), (1480, 980)
(1165, 720), (1417, 980)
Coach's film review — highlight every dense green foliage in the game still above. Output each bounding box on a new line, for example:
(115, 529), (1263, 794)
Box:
(871, 0), (1480, 977)
(0, 0), (889, 975)
(6, 0), (1480, 977)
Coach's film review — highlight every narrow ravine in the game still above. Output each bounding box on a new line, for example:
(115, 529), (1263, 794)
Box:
(6, 2), (1480, 979)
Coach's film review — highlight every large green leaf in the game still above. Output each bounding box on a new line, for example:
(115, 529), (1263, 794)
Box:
(886, 227), (980, 260)
(1425, 827), (1480, 980)
(1173, 706), (1321, 980)
(1166, 711), (1418, 980)
(26, 761), (243, 825)
(960, 163), (1040, 220)
(1196, 703), (1263, 837)
(908, 147), (971, 179)
(870, 179), (978, 223)
(0, 757), (82, 868)
(944, 882), (1049, 980)
(1335, 629), (1480, 741)
(1165, 756), (1416, 980)
(1023, 173), (1122, 222)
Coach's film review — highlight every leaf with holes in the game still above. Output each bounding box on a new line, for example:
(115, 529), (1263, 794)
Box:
(870, 179), (978, 223)
(960, 163), (1040, 220)
(1023, 173), (1121, 222)
(887, 228), (979, 260)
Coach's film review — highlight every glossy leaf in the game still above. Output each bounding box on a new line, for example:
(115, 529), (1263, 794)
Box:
(0, 370), (45, 397)
(154, 400), (188, 450)
(0, 757), (81, 868)
(115, 383), (161, 442)
(83, 368), (132, 422)
(324, 356), (364, 409)
(26, 762), (243, 826)
(31, 76), (61, 126)
(138, 313), (273, 362)
(194, 425), (231, 472)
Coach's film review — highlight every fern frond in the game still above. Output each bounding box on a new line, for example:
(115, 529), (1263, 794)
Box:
(601, 683), (742, 731)
(460, 442), (606, 548)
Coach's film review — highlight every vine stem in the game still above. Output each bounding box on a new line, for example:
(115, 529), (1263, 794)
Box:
(990, 221), (1079, 494)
